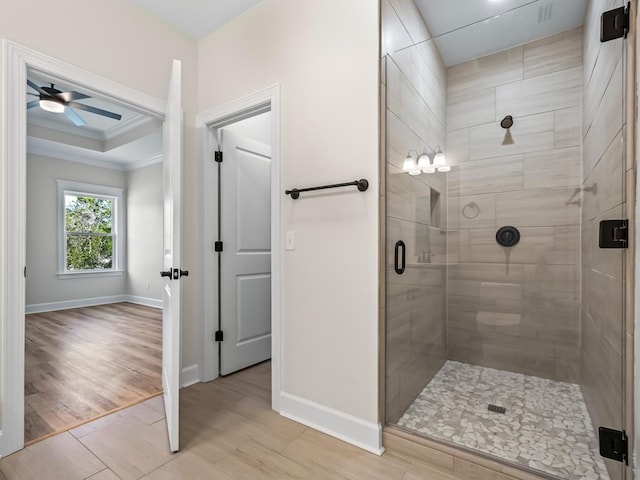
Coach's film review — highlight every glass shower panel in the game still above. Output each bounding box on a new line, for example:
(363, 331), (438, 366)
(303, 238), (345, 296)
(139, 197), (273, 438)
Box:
(383, 44), (448, 425)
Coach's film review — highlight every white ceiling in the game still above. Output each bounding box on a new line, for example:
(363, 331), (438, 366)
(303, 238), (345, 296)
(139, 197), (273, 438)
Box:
(416, 0), (588, 66)
(130, 0), (264, 39)
(26, 71), (162, 171)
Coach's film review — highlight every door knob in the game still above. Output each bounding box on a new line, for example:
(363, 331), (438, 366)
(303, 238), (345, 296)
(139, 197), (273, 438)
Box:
(172, 268), (189, 279)
(160, 269), (172, 278)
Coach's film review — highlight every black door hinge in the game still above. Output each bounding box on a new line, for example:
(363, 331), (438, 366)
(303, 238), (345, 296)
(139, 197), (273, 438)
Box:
(215, 330), (224, 342)
(214, 151), (223, 163)
(214, 241), (223, 252)
(599, 219), (628, 248)
(601, 2), (630, 42)
(599, 427), (628, 464)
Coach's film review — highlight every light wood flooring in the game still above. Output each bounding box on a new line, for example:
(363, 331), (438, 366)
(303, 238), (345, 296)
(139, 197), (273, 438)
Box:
(2, 361), (461, 480)
(25, 303), (162, 444)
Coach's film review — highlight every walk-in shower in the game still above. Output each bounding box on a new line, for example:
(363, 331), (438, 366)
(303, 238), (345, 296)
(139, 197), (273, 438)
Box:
(382, 1), (632, 479)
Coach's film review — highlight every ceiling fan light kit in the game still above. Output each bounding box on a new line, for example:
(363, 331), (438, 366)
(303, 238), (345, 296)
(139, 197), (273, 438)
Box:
(38, 98), (65, 113)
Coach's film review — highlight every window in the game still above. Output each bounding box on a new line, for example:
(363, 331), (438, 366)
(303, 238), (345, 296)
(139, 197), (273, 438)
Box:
(57, 181), (125, 277)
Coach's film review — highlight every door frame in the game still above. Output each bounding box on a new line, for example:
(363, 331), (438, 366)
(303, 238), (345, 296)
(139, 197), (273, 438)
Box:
(0, 40), (166, 457)
(198, 85), (281, 412)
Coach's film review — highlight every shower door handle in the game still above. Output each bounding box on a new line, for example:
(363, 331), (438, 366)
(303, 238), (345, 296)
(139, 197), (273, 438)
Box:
(394, 240), (406, 275)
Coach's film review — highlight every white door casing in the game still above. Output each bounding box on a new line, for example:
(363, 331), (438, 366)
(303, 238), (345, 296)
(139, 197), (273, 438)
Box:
(0, 40), (168, 458)
(162, 59), (183, 453)
(220, 129), (272, 375)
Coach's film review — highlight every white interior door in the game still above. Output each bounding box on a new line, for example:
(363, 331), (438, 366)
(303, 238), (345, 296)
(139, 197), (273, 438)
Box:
(161, 59), (183, 452)
(220, 129), (271, 376)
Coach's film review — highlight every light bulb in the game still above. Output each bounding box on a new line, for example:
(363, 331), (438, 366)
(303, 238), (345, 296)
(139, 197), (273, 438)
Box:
(433, 151), (447, 167)
(408, 169), (422, 176)
(402, 154), (417, 172)
(422, 166), (436, 174)
(437, 166), (451, 173)
(39, 98), (65, 113)
(417, 153), (430, 169)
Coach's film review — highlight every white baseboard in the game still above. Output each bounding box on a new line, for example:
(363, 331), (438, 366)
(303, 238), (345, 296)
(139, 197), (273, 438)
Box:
(26, 295), (162, 314)
(125, 295), (162, 309)
(26, 295), (128, 314)
(279, 392), (384, 455)
(181, 364), (200, 388)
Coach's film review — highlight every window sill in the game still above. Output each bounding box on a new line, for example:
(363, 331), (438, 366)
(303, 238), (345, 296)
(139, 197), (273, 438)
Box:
(57, 270), (124, 280)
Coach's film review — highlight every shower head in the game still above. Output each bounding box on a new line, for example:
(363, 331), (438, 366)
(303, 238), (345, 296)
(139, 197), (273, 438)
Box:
(500, 115), (513, 129)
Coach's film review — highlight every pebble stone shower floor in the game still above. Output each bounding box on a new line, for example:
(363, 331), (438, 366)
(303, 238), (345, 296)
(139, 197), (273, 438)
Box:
(397, 361), (610, 480)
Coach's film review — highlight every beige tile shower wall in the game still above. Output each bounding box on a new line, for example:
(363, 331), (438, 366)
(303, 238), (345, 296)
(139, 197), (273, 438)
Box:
(445, 28), (583, 383)
(581, 1), (626, 478)
(382, 0), (448, 423)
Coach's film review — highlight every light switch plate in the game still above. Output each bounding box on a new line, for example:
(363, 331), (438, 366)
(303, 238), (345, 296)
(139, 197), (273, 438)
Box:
(286, 231), (295, 250)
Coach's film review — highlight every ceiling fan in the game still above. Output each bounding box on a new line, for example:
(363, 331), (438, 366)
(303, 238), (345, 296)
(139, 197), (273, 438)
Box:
(26, 79), (122, 127)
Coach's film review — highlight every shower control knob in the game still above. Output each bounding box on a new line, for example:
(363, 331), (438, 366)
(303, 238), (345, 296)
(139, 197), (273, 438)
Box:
(496, 226), (520, 247)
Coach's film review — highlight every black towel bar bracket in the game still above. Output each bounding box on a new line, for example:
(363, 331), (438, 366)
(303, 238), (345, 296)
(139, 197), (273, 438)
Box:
(285, 178), (369, 199)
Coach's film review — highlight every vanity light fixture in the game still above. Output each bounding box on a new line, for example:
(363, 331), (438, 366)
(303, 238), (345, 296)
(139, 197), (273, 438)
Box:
(403, 146), (450, 175)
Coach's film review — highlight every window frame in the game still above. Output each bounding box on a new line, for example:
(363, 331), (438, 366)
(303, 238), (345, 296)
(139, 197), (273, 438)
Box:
(57, 180), (125, 278)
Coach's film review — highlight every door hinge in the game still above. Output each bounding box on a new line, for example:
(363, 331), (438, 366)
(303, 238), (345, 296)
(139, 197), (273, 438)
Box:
(599, 427), (628, 464)
(599, 219), (628, 248)
(601, 2), (630, 42)
(215, 330), (224, 342)
(214, 241), (223, 252)
(214, 150), (223, 163)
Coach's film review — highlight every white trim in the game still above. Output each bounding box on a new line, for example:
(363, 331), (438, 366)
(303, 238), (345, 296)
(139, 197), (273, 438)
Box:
(57, 270), (124, 279)
(126, 295), (162, 309)
(181, 364), (200, 388)
(0, 39), (166, 457)
(126, 154), (163, 172)
(26, 295), (128, 314)
(198, 85), (281, 414)
(28, 141), (163, 172)
(27, 139), (128, 171)
(25, 294), (162, 314)
(279, 392), (384, 456)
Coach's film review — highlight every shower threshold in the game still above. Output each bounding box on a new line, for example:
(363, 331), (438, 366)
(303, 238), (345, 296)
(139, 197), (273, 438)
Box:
(396, 361), (609, 480)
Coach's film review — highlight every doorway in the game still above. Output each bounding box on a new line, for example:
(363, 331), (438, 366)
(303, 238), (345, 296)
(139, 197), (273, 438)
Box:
(23, 69), (166, 445)
(216, 113), (272, 376)
(200, 86), (282, 411)
(0, 41), (182, 457)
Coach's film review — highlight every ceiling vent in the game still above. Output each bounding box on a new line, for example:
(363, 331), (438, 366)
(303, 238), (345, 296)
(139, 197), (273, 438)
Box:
(538, 3), (553, 23)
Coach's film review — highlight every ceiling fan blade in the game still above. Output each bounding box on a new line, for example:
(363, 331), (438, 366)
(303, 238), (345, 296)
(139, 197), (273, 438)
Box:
(27, 100), (39, 109)
(27, 79), (49, 96)
(68, 101), (122, 121)
(64, 107), (87, 127)
(58, 91), (91, 102)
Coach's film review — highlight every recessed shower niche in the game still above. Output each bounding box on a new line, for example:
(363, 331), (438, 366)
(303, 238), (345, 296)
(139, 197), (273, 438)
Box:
(382, 1), (631, 479)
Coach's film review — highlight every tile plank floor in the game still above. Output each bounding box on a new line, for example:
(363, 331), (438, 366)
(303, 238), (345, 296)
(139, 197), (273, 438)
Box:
(1, 361), (458, 480)
(25, 303), (162, 444)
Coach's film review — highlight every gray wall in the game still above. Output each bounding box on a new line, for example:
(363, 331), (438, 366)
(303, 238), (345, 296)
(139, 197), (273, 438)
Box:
(26, 155), (127, 306)
(382, 0), (448, 423)
(26, 154), (163, 307)
(126, 163), (164, 301)
(581, 1), (626, 478)
(445, 28), (583, 383)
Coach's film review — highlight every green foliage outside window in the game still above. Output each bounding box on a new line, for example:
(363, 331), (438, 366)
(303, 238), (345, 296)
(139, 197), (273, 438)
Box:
(65, 195), (114, 270)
